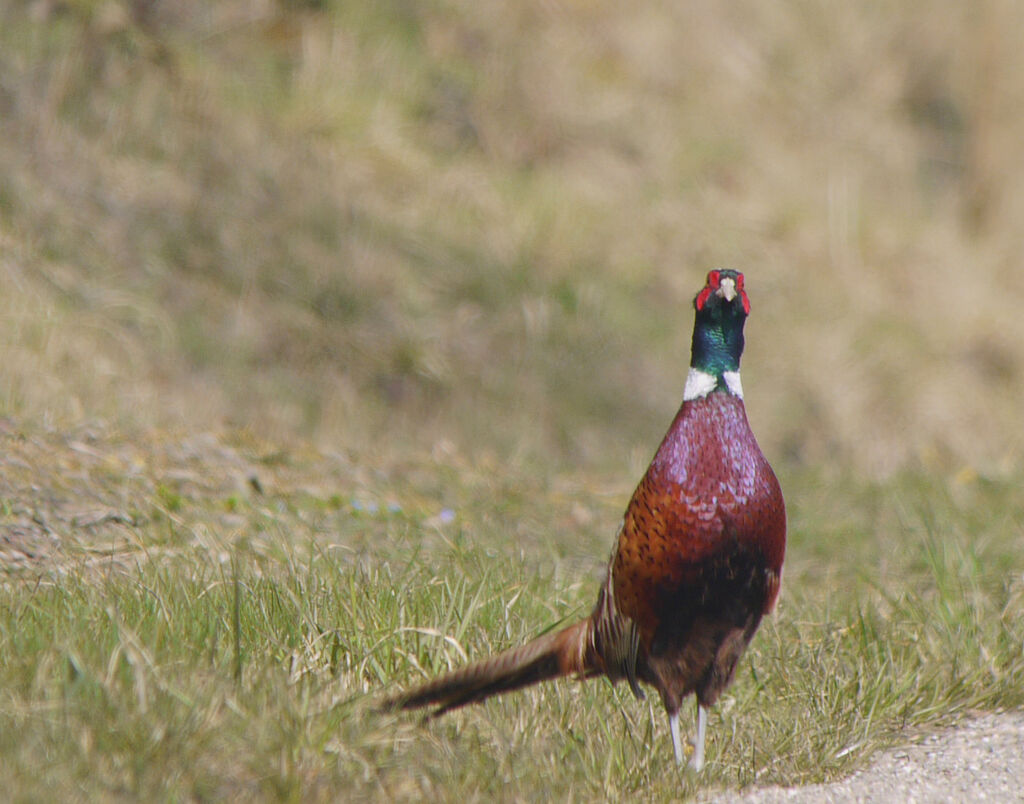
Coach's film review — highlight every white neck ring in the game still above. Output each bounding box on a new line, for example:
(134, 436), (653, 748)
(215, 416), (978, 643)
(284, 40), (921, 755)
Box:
(683, 367), (743, 400)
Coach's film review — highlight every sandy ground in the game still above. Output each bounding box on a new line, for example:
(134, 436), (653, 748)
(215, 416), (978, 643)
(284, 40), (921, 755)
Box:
(709, 712), (1024, 803)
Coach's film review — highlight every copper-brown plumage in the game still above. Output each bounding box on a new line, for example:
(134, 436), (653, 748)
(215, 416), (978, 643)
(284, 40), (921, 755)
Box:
(383, 269), (786, 771)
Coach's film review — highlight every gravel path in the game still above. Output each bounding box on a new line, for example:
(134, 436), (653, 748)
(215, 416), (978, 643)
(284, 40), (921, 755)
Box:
(711, 712), (1024, 803)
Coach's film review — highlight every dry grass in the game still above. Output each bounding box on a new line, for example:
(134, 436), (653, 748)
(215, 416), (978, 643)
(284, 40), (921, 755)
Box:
(1, 0), (1022, 473)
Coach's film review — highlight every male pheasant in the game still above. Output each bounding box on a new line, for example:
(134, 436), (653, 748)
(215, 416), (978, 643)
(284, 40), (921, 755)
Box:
(384, 269), (786, 771)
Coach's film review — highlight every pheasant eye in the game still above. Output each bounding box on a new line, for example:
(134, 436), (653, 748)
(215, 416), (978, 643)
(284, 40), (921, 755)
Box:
(734, 273), (744, 290)
(707, 270), (721, 288)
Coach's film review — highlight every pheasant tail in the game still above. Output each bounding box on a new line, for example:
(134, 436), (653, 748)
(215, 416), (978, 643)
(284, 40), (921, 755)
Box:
(384, 619), (595, 716)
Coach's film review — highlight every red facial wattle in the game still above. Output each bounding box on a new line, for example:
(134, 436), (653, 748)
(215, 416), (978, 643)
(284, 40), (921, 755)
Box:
(695, 270), (750, 315)
(734, 273), (751, 314)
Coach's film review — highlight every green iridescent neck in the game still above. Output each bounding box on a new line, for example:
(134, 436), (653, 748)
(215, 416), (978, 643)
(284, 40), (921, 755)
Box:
(685, 295), (746, 400)
(690, 317), (744, 375)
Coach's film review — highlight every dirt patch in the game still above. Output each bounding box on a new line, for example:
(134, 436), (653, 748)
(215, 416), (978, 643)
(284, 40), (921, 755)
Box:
(709, 712), (1024, 803)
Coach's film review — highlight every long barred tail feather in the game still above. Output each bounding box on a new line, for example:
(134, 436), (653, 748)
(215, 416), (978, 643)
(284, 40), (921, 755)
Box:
(383, 620), (594, 716)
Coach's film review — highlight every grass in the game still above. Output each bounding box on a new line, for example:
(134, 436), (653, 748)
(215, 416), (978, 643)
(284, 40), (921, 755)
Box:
(1, 0), (1024, 800)
(2, 1), (1024, 473)
(1, 426), (1022, 800)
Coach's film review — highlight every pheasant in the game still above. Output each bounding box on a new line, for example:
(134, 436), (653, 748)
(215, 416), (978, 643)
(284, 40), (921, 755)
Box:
(384, 269), (786, 771)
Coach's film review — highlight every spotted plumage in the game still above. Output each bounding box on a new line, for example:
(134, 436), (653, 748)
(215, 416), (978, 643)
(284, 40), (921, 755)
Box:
(384, 269), (786, 772)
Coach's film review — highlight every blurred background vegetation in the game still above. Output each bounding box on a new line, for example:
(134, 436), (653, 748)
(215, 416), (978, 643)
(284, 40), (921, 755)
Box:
(1, 0), (1022, 477)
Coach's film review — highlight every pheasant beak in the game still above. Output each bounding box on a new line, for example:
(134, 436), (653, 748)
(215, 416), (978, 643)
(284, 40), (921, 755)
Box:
(717, 277), (737, 302)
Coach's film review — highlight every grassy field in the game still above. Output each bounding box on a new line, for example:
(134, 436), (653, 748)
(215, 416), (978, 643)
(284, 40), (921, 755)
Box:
(2, 1), (1024, 800)
(1, 429), (1022, 800)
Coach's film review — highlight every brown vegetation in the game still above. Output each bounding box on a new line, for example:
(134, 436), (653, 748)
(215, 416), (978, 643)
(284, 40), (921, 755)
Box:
(1, 1), (1021, 476)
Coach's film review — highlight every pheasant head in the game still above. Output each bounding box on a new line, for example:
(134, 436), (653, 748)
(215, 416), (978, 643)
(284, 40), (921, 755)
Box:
(686, 269), (750, 400)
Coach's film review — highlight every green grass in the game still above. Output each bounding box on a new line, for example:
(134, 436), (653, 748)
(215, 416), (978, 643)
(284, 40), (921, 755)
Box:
(1, 427), (1022, 800)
